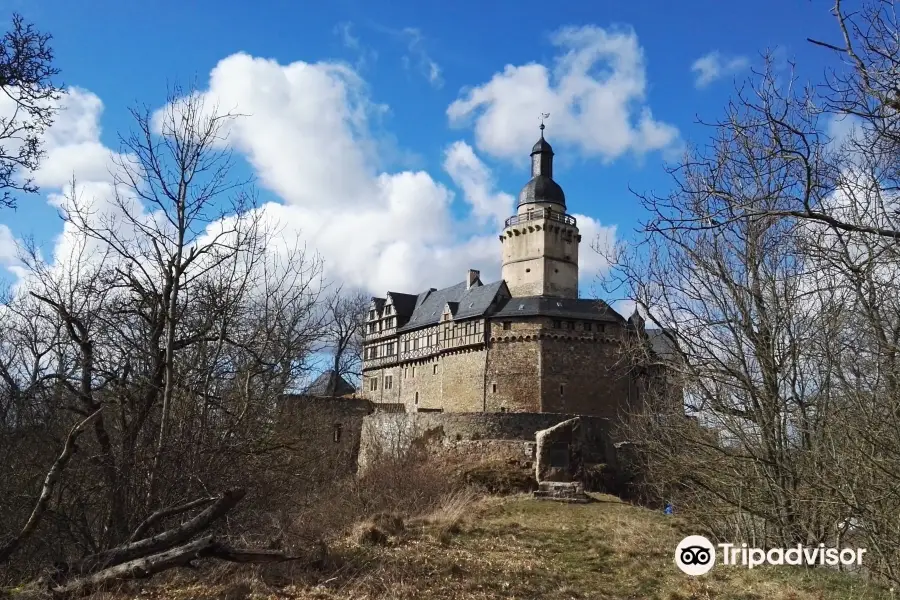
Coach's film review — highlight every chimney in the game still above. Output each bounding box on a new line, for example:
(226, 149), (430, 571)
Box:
(466, 269), (480, 289)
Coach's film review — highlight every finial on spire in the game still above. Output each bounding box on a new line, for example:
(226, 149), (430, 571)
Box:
(539, 112), (550, 137)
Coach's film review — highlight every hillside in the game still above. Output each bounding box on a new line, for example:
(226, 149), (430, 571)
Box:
(124, 494), (890, 600)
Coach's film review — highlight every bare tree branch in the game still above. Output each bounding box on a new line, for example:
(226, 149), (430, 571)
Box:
(0, 408), (102, 564)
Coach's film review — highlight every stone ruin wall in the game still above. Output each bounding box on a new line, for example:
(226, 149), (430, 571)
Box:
(276, 396), (628, 491)
(357, 411), (617, 474)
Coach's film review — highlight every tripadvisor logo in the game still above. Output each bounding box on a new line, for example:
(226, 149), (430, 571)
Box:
(675, 535), (716, 575)
(674, 536), (867, 576)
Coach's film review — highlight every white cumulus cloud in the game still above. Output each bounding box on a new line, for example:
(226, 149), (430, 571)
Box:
(443, 140), (514, 229)
(3, 51), (620, 299)
(691, 51), (749, 88)
(446, 25), (679, 163)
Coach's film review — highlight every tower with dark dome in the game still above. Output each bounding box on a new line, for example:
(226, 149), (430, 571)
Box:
(499, 126), (581, 298)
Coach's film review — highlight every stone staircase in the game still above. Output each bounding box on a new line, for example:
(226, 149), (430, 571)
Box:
(533, 481), (591, 503)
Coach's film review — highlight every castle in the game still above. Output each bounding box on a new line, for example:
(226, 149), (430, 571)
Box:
(361, 129), (658, 418)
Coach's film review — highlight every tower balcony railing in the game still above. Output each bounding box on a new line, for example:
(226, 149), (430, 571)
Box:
(504, 208), (576, 228)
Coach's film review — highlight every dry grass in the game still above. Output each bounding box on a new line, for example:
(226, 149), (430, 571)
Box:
(85, 492), (892, 600)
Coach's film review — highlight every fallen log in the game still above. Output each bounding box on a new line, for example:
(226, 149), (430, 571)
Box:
(70, 488), (246, 575)
(127, 496), (216, 542)
(51, 535), (300, 597)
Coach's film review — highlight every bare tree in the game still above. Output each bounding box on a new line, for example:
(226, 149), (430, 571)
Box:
(604, 59), (840, 546)
(603, 2), (900, 582)
(0, 83), (328, 586)
(322, 288), (368, 395)
(0, 13), (61, 208)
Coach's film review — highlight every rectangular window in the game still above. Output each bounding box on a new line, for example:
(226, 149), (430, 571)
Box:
(502, 321), (511, 330)
(552, 320), (561, 329)
(560, 383), (565, 396)
(584, 322), (592, 332)
(403, 341), (409, 352)
(492, 383), (497, 393)
(415, 391), (419, 404)
(599, 324), (606, 333)
(385, 375), (393, 389)
(369, 378), (378, 392)
(412, 338), (418, 350)
(369, 310), (376, 320)
(433, 364), (438, 375)
(404, 367), (409, 378)
(412, 366), (416, 377)
(333, 424), (342, 443)
(386, 343), (394, 355)
(566, 321), (575, 330)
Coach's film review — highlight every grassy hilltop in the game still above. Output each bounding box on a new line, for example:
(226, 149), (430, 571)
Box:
(121, 493), (889, 600)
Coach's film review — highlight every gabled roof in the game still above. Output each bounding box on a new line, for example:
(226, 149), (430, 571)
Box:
(304, 369), (356, 397)
(397, 280), (508, 332)
(386, 292), (418, 317)
(454, 281), (507, 320)
(491, 296), (624, 323)
(370, 297), (385, 313)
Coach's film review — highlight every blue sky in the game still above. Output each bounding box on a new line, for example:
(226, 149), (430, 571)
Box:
(1, 0), (841, 304)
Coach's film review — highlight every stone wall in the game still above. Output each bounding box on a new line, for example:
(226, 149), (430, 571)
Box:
(358, 411), (616, 471)
(278, 395), (374, 475)
(398, 358), (443, 411)
(441, 350), (487, 411)
(540, 336), (633, 417)
(440, 439), (537, 467)
(363, 316), (640, 420)
(483, 318), (543, 413)
(364, 364), (402, 406)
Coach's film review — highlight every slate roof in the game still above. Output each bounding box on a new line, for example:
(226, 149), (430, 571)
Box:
(519, 174), (566, 208)
(397, 280), (507, 332)
(386, 292), (418, 317)
(492, 296), (625, 323)
(454, 281), (506, 319)
(646, 329), (678, 359)
(304, 369), (356, 397)
(385, 275), (631, 333)
(532, 136), (553, 154)
(371, 297), (385, 313)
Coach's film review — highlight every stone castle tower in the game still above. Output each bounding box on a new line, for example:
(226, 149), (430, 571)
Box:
(500, 124), (581, 298)
(359, 128), (678, 417)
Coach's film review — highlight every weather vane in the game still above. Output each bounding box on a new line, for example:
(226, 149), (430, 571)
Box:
(539, 112), (550, 133)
